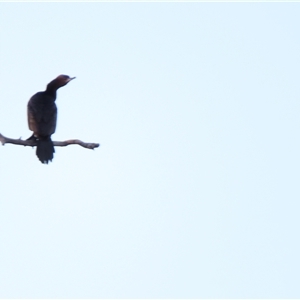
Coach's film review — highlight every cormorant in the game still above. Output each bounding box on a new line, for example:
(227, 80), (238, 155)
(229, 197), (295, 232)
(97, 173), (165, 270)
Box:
(27, 75), (75, 164)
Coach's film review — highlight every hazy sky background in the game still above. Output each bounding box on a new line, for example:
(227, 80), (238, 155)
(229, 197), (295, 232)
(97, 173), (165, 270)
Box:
(0, 2), (300, 298)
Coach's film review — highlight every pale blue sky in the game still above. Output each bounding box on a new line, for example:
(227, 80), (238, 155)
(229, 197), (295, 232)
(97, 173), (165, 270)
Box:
(0, 2), (300, 298)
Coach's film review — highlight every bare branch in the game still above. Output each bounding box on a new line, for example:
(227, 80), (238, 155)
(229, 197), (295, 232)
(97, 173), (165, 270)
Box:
(0, 133), (100, 150)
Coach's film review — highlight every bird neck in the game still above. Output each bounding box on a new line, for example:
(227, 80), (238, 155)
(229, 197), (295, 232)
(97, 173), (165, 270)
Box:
(44, 88), (57, 99)
(45, 80), (60, 98)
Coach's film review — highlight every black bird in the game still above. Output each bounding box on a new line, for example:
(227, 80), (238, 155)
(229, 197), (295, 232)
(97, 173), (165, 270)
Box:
(27, 75), (75, 164)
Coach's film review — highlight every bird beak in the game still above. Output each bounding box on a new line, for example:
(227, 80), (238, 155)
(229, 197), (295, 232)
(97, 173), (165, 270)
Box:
(69, 77), (76, 81)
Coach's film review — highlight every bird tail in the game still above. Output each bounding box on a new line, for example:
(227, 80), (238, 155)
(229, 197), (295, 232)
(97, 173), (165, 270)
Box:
(36, 137), (55, 164)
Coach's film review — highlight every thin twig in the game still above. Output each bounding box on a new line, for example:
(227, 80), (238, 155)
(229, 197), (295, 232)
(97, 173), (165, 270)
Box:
(0, 133), (100, 150)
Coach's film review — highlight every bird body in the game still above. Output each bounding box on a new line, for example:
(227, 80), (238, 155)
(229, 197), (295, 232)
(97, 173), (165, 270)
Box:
(27, 75), (75, 164)
(28, 91), (58, 137)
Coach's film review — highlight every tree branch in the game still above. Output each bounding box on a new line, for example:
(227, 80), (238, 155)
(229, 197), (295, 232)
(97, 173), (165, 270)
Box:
(0, 133), (100, 150)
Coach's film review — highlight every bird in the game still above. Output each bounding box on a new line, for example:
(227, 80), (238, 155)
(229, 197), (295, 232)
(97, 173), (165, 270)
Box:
(27, 75), (75, 164)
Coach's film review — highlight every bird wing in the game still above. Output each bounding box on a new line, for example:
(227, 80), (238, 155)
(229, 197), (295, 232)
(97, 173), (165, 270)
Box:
(27, 92), (57, 136)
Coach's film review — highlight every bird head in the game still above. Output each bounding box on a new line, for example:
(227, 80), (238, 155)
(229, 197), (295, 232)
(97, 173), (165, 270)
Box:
(55, 75), (76, 87)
